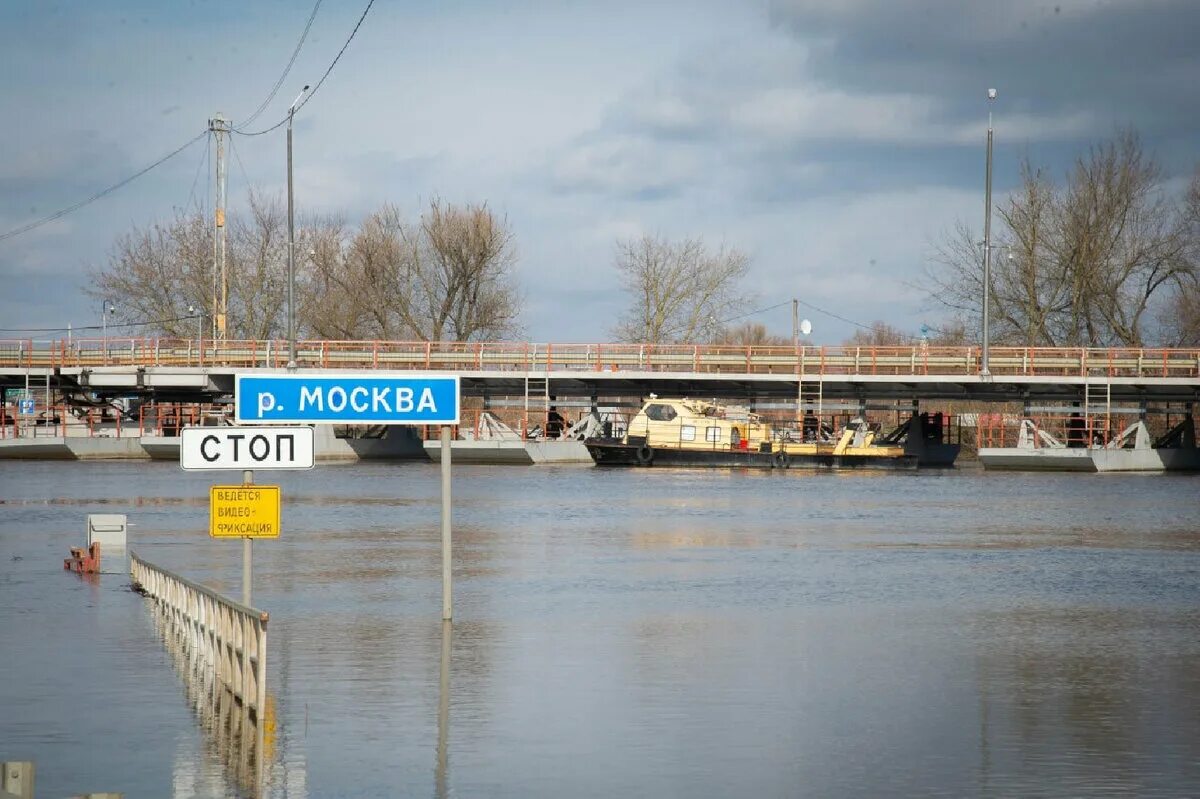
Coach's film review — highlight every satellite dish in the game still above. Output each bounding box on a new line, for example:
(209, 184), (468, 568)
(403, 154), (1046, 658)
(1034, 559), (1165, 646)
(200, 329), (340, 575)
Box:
(799, 319), (812, 336)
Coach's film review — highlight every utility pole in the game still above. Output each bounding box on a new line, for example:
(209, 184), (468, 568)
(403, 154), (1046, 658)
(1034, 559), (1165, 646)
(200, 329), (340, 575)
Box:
(981, 89), (996, 377)
(287, 86), (309, 371)
(209, 114), (231, 340)
(792, 299), (800, 350)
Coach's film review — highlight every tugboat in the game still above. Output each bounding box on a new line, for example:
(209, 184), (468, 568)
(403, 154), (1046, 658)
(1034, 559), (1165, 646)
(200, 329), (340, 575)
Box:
(584, 398), (959, 470)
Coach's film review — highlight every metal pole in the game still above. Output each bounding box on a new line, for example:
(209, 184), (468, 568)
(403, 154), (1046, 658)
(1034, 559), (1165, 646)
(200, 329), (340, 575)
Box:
(210, 115), (230, 340)
(285, 86), (306, 370)
(101, 299), (114, 366)
(792, 299), (799, 350)
(287, 107), (296, 370)
(243, 468), (253, 607)
(982, 89), (996, 376)
(198, 313), (204, 367)
(440, 425), (452, 621)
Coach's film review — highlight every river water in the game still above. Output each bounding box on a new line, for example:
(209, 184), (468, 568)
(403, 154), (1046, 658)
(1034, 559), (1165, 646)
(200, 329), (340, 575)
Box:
(1, 461), (1198, 797)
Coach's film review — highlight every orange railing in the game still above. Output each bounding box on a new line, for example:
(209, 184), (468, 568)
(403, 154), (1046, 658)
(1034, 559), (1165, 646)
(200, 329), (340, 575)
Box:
(0, 401), (233, 441)
(975, 414), (1117, 449)
(2, 338), (1198, 379)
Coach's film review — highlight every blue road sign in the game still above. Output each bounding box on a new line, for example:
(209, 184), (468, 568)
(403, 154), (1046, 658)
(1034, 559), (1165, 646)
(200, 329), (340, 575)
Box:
(18, 399), (35, 415)
(235, 374), (460, 425)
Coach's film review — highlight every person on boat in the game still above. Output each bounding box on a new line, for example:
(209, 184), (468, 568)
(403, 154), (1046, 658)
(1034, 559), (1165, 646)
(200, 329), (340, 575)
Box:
(546, 406), (567, 439)
(803, 412), (819, 442)
(1066, 412), (1086, 448)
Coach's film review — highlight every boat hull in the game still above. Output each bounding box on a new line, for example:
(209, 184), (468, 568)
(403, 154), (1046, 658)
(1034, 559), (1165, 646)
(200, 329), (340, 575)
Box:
(979, 446), (1200, 473)
(423, 439), (593, 465)
(585, 441), (918, 470)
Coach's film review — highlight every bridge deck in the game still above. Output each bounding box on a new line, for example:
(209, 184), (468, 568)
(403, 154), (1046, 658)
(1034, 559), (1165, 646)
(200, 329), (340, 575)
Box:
(1, 338), (1197, 403)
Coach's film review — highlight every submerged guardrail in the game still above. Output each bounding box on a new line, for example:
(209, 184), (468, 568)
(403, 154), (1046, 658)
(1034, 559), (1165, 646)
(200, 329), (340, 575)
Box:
(130, 550), (267, 717)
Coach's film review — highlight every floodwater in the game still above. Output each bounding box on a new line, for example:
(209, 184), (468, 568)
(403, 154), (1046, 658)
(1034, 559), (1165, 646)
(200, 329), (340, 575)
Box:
(2, 461), (1199, 798)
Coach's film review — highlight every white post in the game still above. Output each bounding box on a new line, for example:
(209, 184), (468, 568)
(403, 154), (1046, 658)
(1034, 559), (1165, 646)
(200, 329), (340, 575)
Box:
(441, 426), (452, 621)
(243, 468), (253, 607)
(982, 88), (997, 376)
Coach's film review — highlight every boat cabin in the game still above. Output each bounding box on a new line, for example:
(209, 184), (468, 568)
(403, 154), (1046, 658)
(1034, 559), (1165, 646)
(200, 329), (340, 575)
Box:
(625, 398), (772, 452)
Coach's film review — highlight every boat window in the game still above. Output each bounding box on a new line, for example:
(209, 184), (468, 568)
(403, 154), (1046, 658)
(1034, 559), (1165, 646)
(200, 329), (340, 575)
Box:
(680, 425), (696, 441)
(644, 404), (678, 422)
(706, 426), (721, 442)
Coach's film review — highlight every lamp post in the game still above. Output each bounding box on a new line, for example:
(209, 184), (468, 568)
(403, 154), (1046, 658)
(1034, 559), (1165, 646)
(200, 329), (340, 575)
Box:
(188, 305), (205, 367)
(287, 84), (309, 371)
(981, 88), (997, 376)
(101, 298), (116, 365)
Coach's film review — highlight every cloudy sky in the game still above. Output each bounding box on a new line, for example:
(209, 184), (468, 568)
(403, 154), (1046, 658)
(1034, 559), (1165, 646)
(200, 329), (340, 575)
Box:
(1, 0), (1197, 343)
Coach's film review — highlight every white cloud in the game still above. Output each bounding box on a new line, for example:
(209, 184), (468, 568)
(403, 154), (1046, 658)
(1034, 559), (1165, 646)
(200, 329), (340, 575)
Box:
(729, 86), (940, 144)
(550, 135), (705, 198)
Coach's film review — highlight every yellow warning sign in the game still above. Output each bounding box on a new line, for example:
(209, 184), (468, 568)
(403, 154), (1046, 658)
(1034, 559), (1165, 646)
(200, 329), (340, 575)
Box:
(209, 485), (280, 538)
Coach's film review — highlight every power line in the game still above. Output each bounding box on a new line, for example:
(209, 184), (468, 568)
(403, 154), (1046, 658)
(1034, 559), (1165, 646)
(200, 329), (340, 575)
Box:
(718, 296), (938, 342)
(229, 136), (253, 194)
(792, 297), (945, 342)
(235, 0), (376, 137)
(791, 297), (879, 333)
(236, 0), (324, 131)
(716, 300), (792, 327)
(0, 313), (203, 335)
(184, 131), (212, 212)
(0, 130), (209, 244)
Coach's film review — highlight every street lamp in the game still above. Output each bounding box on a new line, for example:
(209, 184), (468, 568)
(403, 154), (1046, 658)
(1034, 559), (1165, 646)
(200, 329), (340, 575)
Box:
(187, 304), (205, 367)
(100, 298), (116, 365)
(981, 87), (997, 376)
(287, 84), (310, 371)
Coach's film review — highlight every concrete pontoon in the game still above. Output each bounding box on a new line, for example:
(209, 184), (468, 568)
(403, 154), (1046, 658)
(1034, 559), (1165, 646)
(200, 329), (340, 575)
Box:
(979, 417), (1199, 472)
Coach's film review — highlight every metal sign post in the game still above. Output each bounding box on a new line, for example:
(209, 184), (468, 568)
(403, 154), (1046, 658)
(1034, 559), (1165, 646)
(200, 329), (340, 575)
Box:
(185, 426), (301, 611)
(208, 478), (281, 607)
(243, 469), (253, 606)
(441, 426), (452, 620)
(230, 373), (462, 620)
(235, 372), (461, 619)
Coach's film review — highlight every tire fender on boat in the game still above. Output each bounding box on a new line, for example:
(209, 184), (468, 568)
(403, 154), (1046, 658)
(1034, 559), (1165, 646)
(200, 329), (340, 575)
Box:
(774, 451), (790, 469)
(635, 444), (654, 465)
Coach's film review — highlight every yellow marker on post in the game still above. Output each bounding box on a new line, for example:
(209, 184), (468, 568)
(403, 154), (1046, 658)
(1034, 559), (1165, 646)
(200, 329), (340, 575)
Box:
(209, 485), (280, 539)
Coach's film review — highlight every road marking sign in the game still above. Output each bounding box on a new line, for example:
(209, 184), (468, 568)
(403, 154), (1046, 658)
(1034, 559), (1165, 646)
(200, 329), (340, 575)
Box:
(18, 399), (35, 414)
(210, 485), (280, 538)
(181, 426), (315, 470)
(235, 373), (460, 425)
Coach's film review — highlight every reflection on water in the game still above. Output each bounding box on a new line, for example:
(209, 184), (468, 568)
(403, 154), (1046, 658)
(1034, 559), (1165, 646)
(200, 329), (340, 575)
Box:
(436, 620), (451, 799)
(152, 605), (268, 798)
(1, 462), (1198, 797)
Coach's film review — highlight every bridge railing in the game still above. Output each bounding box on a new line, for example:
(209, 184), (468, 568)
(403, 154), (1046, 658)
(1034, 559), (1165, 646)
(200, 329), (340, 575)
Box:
(3, 338), (1198, 379)
(130, 550), (267, 718)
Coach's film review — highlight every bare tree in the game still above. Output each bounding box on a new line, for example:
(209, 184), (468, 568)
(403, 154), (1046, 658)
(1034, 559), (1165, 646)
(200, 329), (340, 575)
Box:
(1157, 168), (1200, 346)
(88, 192), (293, 339)
(928, 130), (1194, 347)
(87, 210), (212, 337)
(1158, 278), (1200, 346)
(297, 214), (367, 339)
(712, 321), (789, 346)
(227, 193), (288, 340)
(843, 321), (914, 347)
(418, 200), (521, 341)
(612, 234), (752, 343)
(297, 199), (521, 341)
